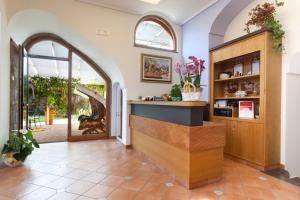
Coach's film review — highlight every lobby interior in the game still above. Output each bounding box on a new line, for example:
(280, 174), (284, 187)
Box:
(0, 0), (300, 199)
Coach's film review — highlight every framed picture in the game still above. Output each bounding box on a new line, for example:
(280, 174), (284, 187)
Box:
(141, 54), (172, 83)
(251, 58), (260, 75)
(233, 62), (244, 76)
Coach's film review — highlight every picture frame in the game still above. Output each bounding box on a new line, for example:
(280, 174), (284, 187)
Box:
(233, 62), (244, 76)
(141, 54), (172, 83)
(251, 58), (260, 75)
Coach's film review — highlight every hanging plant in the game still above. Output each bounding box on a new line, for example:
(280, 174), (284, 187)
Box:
(244, 0), (285, 52)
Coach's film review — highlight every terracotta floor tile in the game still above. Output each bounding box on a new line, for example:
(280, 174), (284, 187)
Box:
(47, 191), (79, 200)
(100, 175), (125, 187)
(49, 167), (74, 176)
(162, 185), (190, 200)
(135, 192), (162, 200)
(45, 177), (76, 190)
(29, 174), (60, 186)
(120, 178), (148, 191)
(0, 195), (14, 200)
(243, 185), (276, 200)
(221, 183), (245, 196)
(75, 196), (95, 200)
(219, 194), (248, 200)
(271, 188), (300, 200)
(82, 172), (107, 183)
(0, 140), (298, 200)
(0, 183), (40, 198)
(65, 180), (95, 195)
(107, 188), (137, 200)
(84, 184), (115, 198)
(18, 187), (57, 200)
(64, 169), (90, 179)
(139, 181), (168, 197)
(189, 190), (218, 200)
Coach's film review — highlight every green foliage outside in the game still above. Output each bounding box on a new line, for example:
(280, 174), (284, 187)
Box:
(30, 76), (106, 117)
(85, 84), (106, 97)
(30, 76), (78, 117)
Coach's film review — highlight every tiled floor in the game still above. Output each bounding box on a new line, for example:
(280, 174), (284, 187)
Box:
(0, 140), (299, 200)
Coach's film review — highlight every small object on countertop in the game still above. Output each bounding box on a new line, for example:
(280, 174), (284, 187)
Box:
(153, 96), (165, 101)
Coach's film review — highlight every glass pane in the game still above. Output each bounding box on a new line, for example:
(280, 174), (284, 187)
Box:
(22, 50), (29, 129)
(71, 53), (107, 137)
(135, 20), (174, 50)
(28, 57), (69, 143)
(29, 40), (69, 58)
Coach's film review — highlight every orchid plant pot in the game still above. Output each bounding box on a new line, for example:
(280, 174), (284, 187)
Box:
(181, 83), (204, 101)
(174, 56), (206, 101)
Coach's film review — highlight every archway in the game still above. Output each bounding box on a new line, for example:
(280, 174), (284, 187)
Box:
(21, 33), (112, 142)
(209, 0), (254, 48)
(8, 10), (127, 143)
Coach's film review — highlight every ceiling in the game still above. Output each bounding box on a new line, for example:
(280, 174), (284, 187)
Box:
(28, 41), (105, 85)
(77, 0), (219, 24)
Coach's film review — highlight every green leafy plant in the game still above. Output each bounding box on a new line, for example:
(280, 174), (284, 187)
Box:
(170, 84), (182, 98)
(244, 0), (284, 52)
(2, 130), (40, 162)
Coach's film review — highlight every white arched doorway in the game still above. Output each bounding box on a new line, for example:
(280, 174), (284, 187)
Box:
(8, 9), (127, 143)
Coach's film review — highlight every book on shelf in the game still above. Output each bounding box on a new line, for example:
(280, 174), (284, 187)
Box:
(238, 101), (254, 119)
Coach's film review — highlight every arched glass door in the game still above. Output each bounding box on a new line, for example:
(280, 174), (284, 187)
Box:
(22, 34), (111, 143)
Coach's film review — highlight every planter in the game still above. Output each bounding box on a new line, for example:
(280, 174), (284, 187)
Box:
(49, 107), (54, 125)
(2, 153), (23, 167)
(182, 83), (203, 101)
(46, 106), (54, 125)
(171, 97), (182, 101)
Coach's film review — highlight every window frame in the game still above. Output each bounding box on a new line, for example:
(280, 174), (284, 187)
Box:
(134, 15), (177, 52)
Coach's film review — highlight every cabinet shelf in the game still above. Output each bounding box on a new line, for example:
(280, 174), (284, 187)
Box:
(215, 74), (260, 82)
(212, 115), (261, 123)
(214, 96), (260, 100)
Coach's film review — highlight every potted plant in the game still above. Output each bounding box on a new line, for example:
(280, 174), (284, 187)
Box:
(174, 56), (205, 101)
(170, 84), (182, 101)
(244, 0), (285, 52)
(1, 130), (40, 167)
(46, 95), (55, 125)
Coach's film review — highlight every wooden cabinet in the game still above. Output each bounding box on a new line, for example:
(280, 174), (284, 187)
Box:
(210, 30), (281, 170)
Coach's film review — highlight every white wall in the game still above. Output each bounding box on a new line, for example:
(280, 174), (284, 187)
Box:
(0, 0), (10, 149)
(6, 0), (182, 100)
(1, 0), (182, 145)
(224, 0), (300, 178)
(182, 0), (230, 101)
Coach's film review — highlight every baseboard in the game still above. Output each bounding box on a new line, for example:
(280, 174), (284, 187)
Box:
(224, 153), (282, 171)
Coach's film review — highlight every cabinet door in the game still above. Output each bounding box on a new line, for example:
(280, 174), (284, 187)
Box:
(237, 122), (265, 165)
(212, 118), (237, 155)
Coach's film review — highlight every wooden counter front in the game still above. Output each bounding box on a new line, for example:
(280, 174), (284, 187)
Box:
(129, 101), (225, 189)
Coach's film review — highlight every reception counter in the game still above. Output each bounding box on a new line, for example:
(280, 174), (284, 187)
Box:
(128, 100), (226, 189)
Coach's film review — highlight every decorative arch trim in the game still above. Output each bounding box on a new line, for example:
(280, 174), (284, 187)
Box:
(134, 15), (177, 52)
